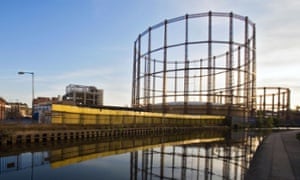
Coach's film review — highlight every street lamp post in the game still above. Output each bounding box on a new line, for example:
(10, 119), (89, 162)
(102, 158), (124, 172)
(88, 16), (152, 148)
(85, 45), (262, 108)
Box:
(18, 71), (35, 119)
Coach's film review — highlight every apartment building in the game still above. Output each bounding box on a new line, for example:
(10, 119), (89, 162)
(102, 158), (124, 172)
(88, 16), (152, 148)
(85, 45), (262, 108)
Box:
(63, 84), (103, 106)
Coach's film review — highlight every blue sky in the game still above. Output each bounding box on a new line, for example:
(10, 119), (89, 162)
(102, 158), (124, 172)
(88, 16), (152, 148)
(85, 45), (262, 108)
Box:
(0, 0), (299, 108)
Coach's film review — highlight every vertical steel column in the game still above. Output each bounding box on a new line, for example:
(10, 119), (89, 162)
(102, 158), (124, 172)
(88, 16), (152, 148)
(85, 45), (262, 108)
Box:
(282, 92), (286, 122)
(258, 94), (262, 119)
(225, 52), (230, 104)
(226, 12), (234, 118)
(204, 145), (209, 180)
(144, 150), (149, 180)
(196, 148), (200, 180)
(251, 24), (257, 117)
(234, 147), (239, 180)
(162, 20), (168, 113)
(147, 27), (152, 110)
(141, 150), (146, 180)
(220, 91), (223, 104)
(244, 17), (249, 112)
(131, 42), (137, 106)
(137, 35), (142, 107)
(263, 87), (266, 118)
(150, 149), (154, 180)
(152, 60), (156, 105)
(172, 147), (175, 179)
(240, 138), (247, 179)
(272, 94), (275, 118)
(160, 146), (165, 179)
(237, 47), (241, 104)
(222, 147), (230, 179)
(207, 11), (212, 114)
(213, 56), (216, 103)
(209, 147), (213, 180)
(229, 12), (234, 105)
(144, 57), (147, 106)
(199, 59), (203, 102)
(184, 14), (189, 114)
(181, 146), (187, 180)
(175, 62), (178, 102)
(286, 89), (291, 121)
(277, 88), (281, 120)
(130, 152), (138, 180)
(131, 43), (136, 106)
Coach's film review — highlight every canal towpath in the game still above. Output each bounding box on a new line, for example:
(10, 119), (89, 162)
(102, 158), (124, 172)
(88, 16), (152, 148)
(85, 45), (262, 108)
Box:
(245, 130), (300, 180)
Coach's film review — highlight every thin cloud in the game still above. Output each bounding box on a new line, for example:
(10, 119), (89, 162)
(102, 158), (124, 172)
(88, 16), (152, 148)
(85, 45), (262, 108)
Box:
(37, 67), (116, 83)
(35, 66), (132, 106)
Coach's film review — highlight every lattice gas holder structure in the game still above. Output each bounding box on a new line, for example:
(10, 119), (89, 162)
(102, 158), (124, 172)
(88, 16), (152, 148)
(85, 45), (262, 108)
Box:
(132, 11), (256, 119)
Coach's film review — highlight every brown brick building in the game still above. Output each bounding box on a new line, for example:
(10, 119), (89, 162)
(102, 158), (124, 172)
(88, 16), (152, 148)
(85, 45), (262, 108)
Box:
(0, 97), (7, 120)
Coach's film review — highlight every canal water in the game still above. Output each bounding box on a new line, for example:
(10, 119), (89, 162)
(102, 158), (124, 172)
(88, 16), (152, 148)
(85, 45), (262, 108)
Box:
(0, 130), (268, 180)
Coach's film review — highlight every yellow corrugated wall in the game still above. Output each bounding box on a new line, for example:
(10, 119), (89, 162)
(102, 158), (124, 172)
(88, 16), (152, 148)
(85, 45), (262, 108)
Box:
(51, 104), (225, 126)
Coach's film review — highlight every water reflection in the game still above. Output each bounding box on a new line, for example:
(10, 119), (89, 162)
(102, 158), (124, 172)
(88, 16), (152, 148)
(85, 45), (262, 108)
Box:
(0, 130), (266, 180)
(131, 136), (262, 180)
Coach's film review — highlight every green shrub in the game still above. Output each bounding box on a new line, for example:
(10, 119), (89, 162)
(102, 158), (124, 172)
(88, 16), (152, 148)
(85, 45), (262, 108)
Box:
(265, 117), (274, 128)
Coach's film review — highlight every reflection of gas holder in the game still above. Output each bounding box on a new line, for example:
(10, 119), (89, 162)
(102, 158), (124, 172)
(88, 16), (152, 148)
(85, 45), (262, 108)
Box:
(130, 132), (263, 180)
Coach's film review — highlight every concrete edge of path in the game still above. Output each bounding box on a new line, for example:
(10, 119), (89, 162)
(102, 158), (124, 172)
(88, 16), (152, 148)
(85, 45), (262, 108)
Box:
(245, 130), (300, 180)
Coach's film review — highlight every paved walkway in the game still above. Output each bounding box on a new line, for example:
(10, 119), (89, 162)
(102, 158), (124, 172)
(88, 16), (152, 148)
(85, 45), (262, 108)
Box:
(245, 130), (300, 180)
